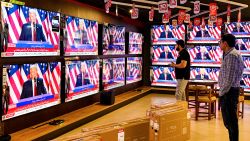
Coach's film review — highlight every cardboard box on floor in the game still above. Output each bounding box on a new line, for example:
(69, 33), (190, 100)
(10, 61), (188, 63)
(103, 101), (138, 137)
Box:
(149, 102), (190, 141)
(51, 134), (101, 141)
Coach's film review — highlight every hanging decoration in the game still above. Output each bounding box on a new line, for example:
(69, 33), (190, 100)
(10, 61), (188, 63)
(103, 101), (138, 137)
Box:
(194, 1), (200, 14)
(169, 0), (177, 9)
(178, 9), (186, 25)
(184, 14), (190, 23)
(217, 17), (223, 26)
(209, 2), (217, 22)
(238, 9), (241, 23)
(158, 1), (168, 13)
(131, 3), (139, 19)
(180, 0), (187, 4)
(168, 8), (172, 18)
(105, 0), (112, 13)
(149, 6), (154, 21)
(194, 18), (201, 26)
(162, 12), (169, 23)
(227, 4), (231, 24)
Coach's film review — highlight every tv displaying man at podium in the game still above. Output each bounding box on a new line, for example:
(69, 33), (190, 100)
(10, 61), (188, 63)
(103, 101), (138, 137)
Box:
(158, 68), (173, 80)
(75, 63), (90, 87)
(159, 46), (174, 59)
(195, 68), (209, 80)
(74, 19), (88, 45)
(235, 39), (247, 51)
(19, 9), (46, 42)
(20, 65), (47, 99)
(195, 46), (211, 60)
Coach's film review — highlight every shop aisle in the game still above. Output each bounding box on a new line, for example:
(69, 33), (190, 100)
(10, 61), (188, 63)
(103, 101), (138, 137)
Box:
(57, 94), (250, 141)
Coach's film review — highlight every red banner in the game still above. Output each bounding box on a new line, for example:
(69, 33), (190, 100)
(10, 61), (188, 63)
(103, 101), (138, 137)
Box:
(131, 8), (139, 19)
(238, 9), (241, 23)
(180, 0), (187, 4)
(184, 14), (190, 23)
(158, 1), (168, 13)
(209, 3), (217, 22)
(178, 9), (186, 25)
(194, 18), (201, 26)
(194, 1), (200, 14)
(168, 8), (172, 17)
(149, 7), (154, 21)
(162, 13), (169, 23)
(105, 0), (112, 13)
(169, 0), (177, 8)
(217, 17), (223, 26)
(227, 4), (231, 16)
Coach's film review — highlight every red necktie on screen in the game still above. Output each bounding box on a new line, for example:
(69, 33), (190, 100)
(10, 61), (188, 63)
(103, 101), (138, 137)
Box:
(165, 74), (167, 80)
(34, 79), (38, 96)
(82, 73), (84, 85)
(32, 23), (37, 41)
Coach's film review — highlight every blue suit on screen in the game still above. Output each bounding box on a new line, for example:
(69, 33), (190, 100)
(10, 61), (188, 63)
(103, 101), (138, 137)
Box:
(19, 22), (46, 42)
(20, 78), (47, 99)
(75, 73), (91, 87)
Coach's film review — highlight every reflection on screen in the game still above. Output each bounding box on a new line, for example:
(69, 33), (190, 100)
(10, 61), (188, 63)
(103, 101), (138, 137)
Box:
(126, 57), (142, 84)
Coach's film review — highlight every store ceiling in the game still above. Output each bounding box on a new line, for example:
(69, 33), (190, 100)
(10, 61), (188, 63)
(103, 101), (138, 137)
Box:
(76, 0), (250, 24)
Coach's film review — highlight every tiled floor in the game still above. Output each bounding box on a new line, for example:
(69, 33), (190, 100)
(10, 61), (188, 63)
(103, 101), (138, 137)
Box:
(57, 93), (250, 141)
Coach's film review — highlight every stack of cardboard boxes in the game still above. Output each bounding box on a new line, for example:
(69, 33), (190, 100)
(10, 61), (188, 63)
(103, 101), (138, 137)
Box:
(54, 101), (190, 141)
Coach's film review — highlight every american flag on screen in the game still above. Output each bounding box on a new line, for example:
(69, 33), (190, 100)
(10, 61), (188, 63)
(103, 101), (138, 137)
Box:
(6, 63), (61, 105)
(48, 12), (60, 45)
(242, 23), (250, 33)
(153, 67), (162, 81)
(188, 47), (199, 61)
(243, 57), (250, 69)
(153, 46), (164, 60)
(189, 26), (200, 40)
(114, 63), (125, 79)
(242, 75), (250, 86)
(168, 67), (176, 79)
(49, 62), (61, 95)
(170, 24), (185, 40)
(115, 26), (125, 43)
(67, 63), (80, 91)
(129, 65), (140, 78)
(205, 25), (221, 40)
(87, 60), (99, 85)
(1, 4), (21, 43)
(152, 25), (164, 41)
(190, 68), (199, 79)
(226, 23), (235, 33)
(212, 46), (223, 62)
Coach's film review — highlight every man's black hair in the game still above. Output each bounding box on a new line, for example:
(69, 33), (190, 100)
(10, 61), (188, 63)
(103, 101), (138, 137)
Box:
(176, 39), (185, 48)
(221, 34), (236, 47)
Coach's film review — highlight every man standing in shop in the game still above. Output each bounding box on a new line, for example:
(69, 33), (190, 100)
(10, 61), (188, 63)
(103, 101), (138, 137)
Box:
(218, 34), (244, 141)
(170, 40), (190, 101)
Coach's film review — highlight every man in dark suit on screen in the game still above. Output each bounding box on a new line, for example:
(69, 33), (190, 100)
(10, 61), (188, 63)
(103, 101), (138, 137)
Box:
(75, 63), (90, 87)
(158, 68), (173, 80)
(74, 19), (88, 45)
(159, 46), (174, 59)
(195, 46), (211, 60)
(20, 65), (47, 99)
(19, 9), (46, 42)
(235, 40), (247, 51)
(195, 68), (209, 80)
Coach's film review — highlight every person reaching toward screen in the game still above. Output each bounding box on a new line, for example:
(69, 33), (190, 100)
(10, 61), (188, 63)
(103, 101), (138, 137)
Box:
(19, 9), (46, 42)
(20, 65), (47, 99)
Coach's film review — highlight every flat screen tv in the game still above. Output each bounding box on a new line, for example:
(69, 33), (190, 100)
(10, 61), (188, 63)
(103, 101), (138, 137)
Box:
(152, 45), (177, 65)
(151, 24), (185, 45)
(190, 67), (219, 81)
(187, 24), (221, 44)
(65, 60), (99, 102)
(226, 22), (250, 38)
(241, 74), (250, 92)
(129, 32), (143, 54)
(103, 58), (125, 90)
(126, 57), (142, 84)
(1, 2), (60, 57)
(64, 16), (98, 56)
(2, 62), (61, 120)
(102, 24), (125, 55)
(188, 45), (222, 67)
(243, 56), (250, 74)
(151, 66), (176, 87)
(235, 38), (250, 56)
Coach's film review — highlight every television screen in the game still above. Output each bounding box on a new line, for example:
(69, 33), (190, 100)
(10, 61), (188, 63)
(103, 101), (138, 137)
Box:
(226, 22), (250, 38)
(126, 57), (142, 84)
(129, 32), (143, 54)
(103, 24), (125, 55)
(151, 24), (185, 45)
(243, 57), (250, 74)
(65, 60), (99, 102)
(1, 3), (60, 57)
(241, 74), (250, 92)
(151, 66), (176, 87)
(188, 45), (222, 67)
(152, 45), (177, 65)
(187, 24), (221, 44)
(64, 16), (98, 56)
(235, 38), (250, 55)
(190, 67), (219, 81)
(103, 58), (125, 90)
(2, 62), (61, 120)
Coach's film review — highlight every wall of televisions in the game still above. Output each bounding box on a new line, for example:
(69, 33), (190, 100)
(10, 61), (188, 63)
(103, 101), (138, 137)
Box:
(0, 2), (144, 122)
(150, 21), (250, 92)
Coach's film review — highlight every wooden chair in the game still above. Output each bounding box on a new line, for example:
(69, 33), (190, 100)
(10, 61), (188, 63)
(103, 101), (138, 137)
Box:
(238, 87), (244, 118)
(195, 88), (217, 120)
(187, 85), (207, 108)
